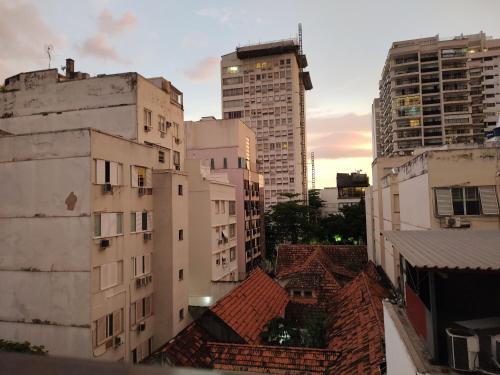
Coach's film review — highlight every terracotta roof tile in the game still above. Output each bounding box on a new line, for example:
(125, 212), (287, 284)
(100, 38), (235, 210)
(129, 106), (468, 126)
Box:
(210, 268), (290, 344)
(327, 263), (390, 375)
(207, 342), (340, 374)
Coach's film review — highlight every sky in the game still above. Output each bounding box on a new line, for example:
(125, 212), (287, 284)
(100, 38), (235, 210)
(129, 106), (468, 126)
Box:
(2, 0), (500, 188)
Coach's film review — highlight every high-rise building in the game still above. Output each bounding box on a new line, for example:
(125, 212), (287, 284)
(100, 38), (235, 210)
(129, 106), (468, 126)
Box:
(371, 98), (382, 159)
(0, 61), (189, 362)
(186, 117), (264, 280)
(377, 32), (500, 156)
(220, 37), (312, 208)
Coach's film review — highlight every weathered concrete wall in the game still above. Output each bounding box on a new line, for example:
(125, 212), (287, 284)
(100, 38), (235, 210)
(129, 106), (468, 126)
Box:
(0, 72), (138, 140)
(0, 129), (92, 358)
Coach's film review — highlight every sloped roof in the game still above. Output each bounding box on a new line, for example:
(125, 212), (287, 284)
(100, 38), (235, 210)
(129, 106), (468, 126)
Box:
(385, 230), (500, 270)
(160, 322), (212, 367)
(276, 244), (367, 279)
(208, 342), (340, 374)
(210, 268), (289, 344)
(327, 263), (390, 374)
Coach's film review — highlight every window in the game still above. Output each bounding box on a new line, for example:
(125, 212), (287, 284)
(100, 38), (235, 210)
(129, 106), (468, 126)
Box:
(210, 158), (215, 169)
(131, 295), (153, 329)
(95, 309), (123, 346)
(131, 166), (151, 188)
(96, 160), (121, 185)
(94, 212), (124, 238)
(130, 211), (153, 232)
(132, 254), (151, 277)
(293, 290), (301, 297)
(220, 201), (225, 214)
(230, 247), (236, 261)
(229, 201), (236, 215)
(224, 111), (242, 119)
(304, 290), (313, 298)
(179, 308), (184, 321)
(223, 76), (243, 85)
(215, 200), (220, 214)
(178, 269), (183, 281)
(143, 109), (152, 129)
(435, 186), (499, 216)
(173, 151), (180, 168)
(178, 184), (183, 196)
(178, 229), (183, 241)
(229, 223), (236, 238)
(158, 151), (165, 163)
(223, 157), (228, 169)
(224, 66), (239, 74)
(99, 261), (121, 290)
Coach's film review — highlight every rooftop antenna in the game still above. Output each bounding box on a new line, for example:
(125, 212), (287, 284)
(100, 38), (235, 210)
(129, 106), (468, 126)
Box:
(298, 23), (303, 54)
(45, 44), (54, 68)
(311, 152), (316, 190)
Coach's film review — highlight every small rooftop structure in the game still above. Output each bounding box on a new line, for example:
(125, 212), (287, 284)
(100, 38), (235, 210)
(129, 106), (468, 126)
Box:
(336, 172), (370, 188)
(385, 230), (500, 271)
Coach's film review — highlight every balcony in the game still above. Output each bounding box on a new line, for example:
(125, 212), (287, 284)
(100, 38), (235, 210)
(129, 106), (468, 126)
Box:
(442, 72), (467, 81)
(421, 75), (439, 84)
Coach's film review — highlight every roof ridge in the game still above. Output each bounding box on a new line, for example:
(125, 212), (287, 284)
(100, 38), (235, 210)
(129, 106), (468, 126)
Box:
(206, 341), (340, 353)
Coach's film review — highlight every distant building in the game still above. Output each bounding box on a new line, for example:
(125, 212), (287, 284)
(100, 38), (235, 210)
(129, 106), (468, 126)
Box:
(221, 38), (312, 208)
(317, 173), (368, 217)
(0, 61), (189, 362)
(378, 32), (500, 156)
(186, 159), (238, 306)
(186, 118), (263, 280)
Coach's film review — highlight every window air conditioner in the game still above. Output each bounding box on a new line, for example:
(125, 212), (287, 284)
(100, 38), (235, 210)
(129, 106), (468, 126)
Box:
(445, 216), (470, 228)
(100, 239), (110, 249)
(135, 278), (143, 288)
(102, 183), (113, 193)
(143, 232), (152, 241)
(446, 328), (479, 371)
(138, 322), (146, 332)
(113, 336), (122, 348)
(138, 187), (146, 196)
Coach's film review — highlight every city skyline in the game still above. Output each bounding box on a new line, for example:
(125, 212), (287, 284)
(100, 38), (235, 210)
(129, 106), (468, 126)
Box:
(2, 0), (500, 187)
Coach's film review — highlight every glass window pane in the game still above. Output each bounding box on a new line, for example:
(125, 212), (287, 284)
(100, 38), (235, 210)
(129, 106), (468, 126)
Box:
(94, 213), (101, 237)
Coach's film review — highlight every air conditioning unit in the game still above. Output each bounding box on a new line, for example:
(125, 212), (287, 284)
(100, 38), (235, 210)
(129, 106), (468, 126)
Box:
(175, 165), (180, 171)
(113, 336), (122, 348)
(446, 328), (479, 371)
(147, 274), (153, 283)
(445, 216), (471, 228)
(138, 321), (146, 332)
(143, 232), (152, 241)
(135, 277), (143, 288)
(138, 187), (146, 196)
(100, 239), (110, 249)
(102, 183), (113, 194)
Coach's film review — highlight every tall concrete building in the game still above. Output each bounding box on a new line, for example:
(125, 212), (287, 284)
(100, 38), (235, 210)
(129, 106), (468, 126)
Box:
(377, 32), (500, 156)
(371, 98), (382, 159)
(186, 118), (263, 280)
(0, 61), (189, 362)
(220, 36), (312, 208)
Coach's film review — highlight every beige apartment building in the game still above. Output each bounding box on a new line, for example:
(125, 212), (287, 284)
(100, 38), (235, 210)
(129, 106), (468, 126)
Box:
(0, 61), (189, 362)
(366, 146), (500, 286)
(186, 118), (263, 280)
(371, 98), (382, 159)
(376, 32), (500, 156)
(220, 39), (312, 208)
(186, 159), (238, 306)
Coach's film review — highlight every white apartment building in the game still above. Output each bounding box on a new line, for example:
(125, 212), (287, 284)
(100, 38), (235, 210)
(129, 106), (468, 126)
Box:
(186, 118), (263, 280)
(0, 61), (189, 362)
(221, 39), (312, 208)
(186, 159), (238, 306)
(377, 32), (500, 156)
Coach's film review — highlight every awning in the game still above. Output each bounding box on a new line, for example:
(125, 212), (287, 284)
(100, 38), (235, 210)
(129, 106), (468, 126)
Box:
(384, 230), (500, 271)
(221, 230), (228, 240)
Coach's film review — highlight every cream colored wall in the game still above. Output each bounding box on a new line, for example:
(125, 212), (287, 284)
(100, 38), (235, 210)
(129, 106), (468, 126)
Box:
(136, 76), (184, 169)
(0, 129), (93, 358)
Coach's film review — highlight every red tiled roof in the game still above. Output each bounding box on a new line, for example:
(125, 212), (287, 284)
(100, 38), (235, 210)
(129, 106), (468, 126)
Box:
(327, 263), (390, 375)
(161, 322), (212, 367)
(208, 342), (340, 374)
(210, 268), (290, 344)
(276, 245), (367, 280)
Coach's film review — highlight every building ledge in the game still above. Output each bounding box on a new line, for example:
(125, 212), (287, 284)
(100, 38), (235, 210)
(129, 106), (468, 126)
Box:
(383, 300), (458, 374)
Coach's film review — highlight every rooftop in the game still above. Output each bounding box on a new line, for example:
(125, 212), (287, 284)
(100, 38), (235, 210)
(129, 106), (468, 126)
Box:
(384, 230), (500, 271)
(209, 268), (289, 344)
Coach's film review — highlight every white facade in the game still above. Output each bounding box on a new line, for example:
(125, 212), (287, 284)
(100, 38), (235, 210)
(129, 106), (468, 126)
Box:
(0, 65), (189, 362)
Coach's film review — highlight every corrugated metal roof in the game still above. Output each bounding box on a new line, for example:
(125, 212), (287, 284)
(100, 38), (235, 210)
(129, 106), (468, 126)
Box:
(384, 230), (500, 270)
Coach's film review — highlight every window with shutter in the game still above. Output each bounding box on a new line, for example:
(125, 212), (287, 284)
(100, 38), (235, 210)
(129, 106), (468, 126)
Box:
(136, 299), (143, 322)
(113, 309), (122, 336)
(96, 160), (106, 185)
(479, 186), (500, 215)
(131, 166), (139, 187)
(145, 169), (152, 188)
(136, 212), (142, 232)
(147, 212), (153, 231)
(97, 316), (106, 345)
(144, 296), (151, 317)
(144, 254), (151, 274)
(130, 303), (136, 326)
(435, 188), (453, 216)
(130, 213), (136, 232)
(142, 212), (148, 231)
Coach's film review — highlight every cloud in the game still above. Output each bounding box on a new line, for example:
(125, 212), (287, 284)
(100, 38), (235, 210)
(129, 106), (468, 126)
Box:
(183, 57), (219, 82)
(307, 113), (373, 159)
(181, 32), (209, 50)
(78, 33), (128, 63)
(0, 2), (65, 82)
(78, 9), (135, 63)
(196, 7), (233, 23)
(98, 9), (136, 34)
